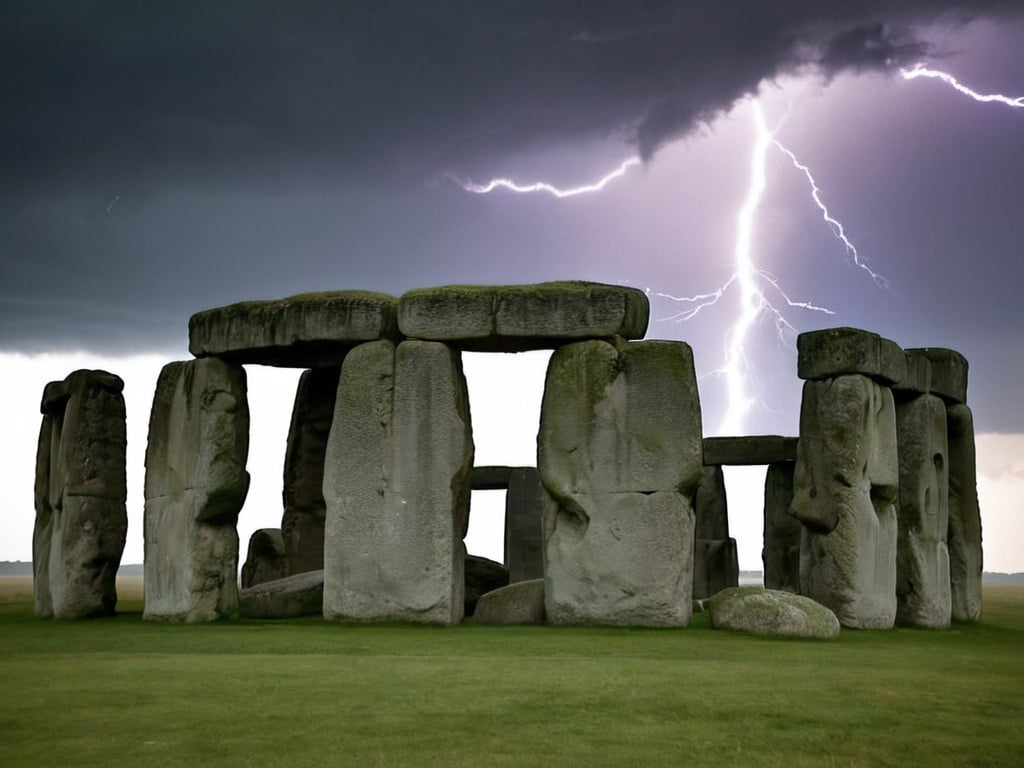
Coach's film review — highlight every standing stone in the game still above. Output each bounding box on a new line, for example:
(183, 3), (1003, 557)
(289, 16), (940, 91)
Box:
(143, 359), (249, 622)
(791, 375), (899, 628)
(947, 403), (982, 622)
(762, 461), (800, 593)
(504, 467), (544, 583)
(33, 370), (127, 619)
(894, 394), (951, 627)
(693, 465), (739, 599)
(281, 366), (340, 575)
(538, 339), (703, 627)
(323, 340), (473, 624)
(240, 528), (289, 588)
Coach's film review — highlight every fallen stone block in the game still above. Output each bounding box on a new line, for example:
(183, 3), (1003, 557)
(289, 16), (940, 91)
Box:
(189, 290), (400, 367)
(474, 579), (546, 625)
(239, 570), (324, 619)
(797, 327), (905, 385)
(465, 554), (510, 616)
(398, 281), (649, 352)
(707, 586), (840, 639)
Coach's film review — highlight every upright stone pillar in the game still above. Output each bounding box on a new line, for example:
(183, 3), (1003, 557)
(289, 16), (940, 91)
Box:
(693, 465), (739, 599)
(504, 467), (544, 583)
(908, 347), (981, 623)
(792, 329), (903, 629)
(893, 352), (951, 628)
(143, 358), (250, 622)
(538, 339), (703, 627)
(323, 340), (474, 624)
(33, 370), (127, 618)
(282, 366), (340, 575)
(762, 461), (799, 592)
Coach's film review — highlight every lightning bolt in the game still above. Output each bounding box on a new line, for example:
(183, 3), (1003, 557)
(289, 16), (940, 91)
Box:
(900, 63), (1024, 108)
(446, 157), (642, 198)
(448, 98), (868, 436)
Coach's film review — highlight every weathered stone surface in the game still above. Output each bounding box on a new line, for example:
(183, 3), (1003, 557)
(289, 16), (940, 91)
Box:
(238, 569), (324, 619)
(895, 394), (951, 628)
(693, 538), (739, 600)
(474, 579), (546, 625)
(702, 435), (798, 466)
(695, 465), (729, 540)
(281, 366), (339, 575)
(398, 282), (649, 352)
(891, 350), (932, 397)
(189, 291), (399, 367)
(762, 462), (800, 593)
(323, 340), (473, 624)
(240, 528), (289, 589)
(797, 327), (906, 385)
(504, 467), (544, 583)
(33, 370), (127, 619)
(144, 359), (249, 622)
(539, 339), (702, 626)
(947, 403), (983, 622)
(707, 587), (840, 639)
(465, 555), (510, 616)
(792, 375), (898, 629)
(908, 347), (968, 405)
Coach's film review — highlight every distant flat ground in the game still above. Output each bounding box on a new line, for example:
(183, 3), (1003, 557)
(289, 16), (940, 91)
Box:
(0, 575), (144, 603)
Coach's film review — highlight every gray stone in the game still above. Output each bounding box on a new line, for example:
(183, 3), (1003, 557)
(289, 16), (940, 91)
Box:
(240, 528), (289, 589)
(762, 462), (800, 593)
(891, 350), (932, 396)
(693, 538), (739, 600)
(539, 339), (702, 626)
(895, 394), (951, 628)
(143, 359), (249, 622)
(707, 587), (840, 639)
(323, 340), (473, 624)
(504, 467), (544, 582)
(281, 366), (339, 575)
(695, 465), (729, 540)
(797, 327), (906, 385)
(33, 370), (127, 619)
(465, 554), (510, 616)
(702, 435), (798, 465)
(947, 404), (983, 622)
(238, 569), (324, 619)
(792, 375), (898, 629)
(189, 290), (399, 367)
(908, 348), (968, 405)
(474, 579), (546, 625)
(398, 281), (649, 352)
(471, 465), (513, 490)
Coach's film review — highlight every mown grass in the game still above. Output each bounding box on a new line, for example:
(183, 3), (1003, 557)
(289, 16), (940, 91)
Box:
(1, 579), (1022, 767)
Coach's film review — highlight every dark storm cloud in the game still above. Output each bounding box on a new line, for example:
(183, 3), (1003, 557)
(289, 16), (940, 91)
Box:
(3, 0), (1018, 189)
(2, 0), (1022, 357)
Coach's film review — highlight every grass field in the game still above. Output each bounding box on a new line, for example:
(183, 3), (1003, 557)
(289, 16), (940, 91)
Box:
(1, 578), (1022, 767)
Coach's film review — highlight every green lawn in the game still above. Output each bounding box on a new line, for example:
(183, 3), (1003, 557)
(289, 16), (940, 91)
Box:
(1, 579), (1022, 767)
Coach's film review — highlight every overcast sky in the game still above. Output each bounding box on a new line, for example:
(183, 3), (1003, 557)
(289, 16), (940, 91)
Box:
(3, 2), (1022, 571)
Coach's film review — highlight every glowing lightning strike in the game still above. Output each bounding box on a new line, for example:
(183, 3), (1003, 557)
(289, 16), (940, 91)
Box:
(900, 64), (1024, 108)
(446, 157), (642, 198)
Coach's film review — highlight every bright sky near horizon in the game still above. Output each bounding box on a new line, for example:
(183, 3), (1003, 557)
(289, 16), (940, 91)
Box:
(2, 4), (1023, 573)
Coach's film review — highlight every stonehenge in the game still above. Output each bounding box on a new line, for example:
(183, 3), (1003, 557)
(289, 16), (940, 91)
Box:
(31, 282), (984, 631)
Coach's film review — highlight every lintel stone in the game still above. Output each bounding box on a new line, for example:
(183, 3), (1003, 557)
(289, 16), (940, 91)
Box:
(471, 465), (515, 490)
(188, 290), (400, 367)
(907, 347), (968, 404)
(797, 327), (906, 385)
(891, 350), (932, 397)
(702, 435), (798, 465)
(398, 281), (649, 352)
